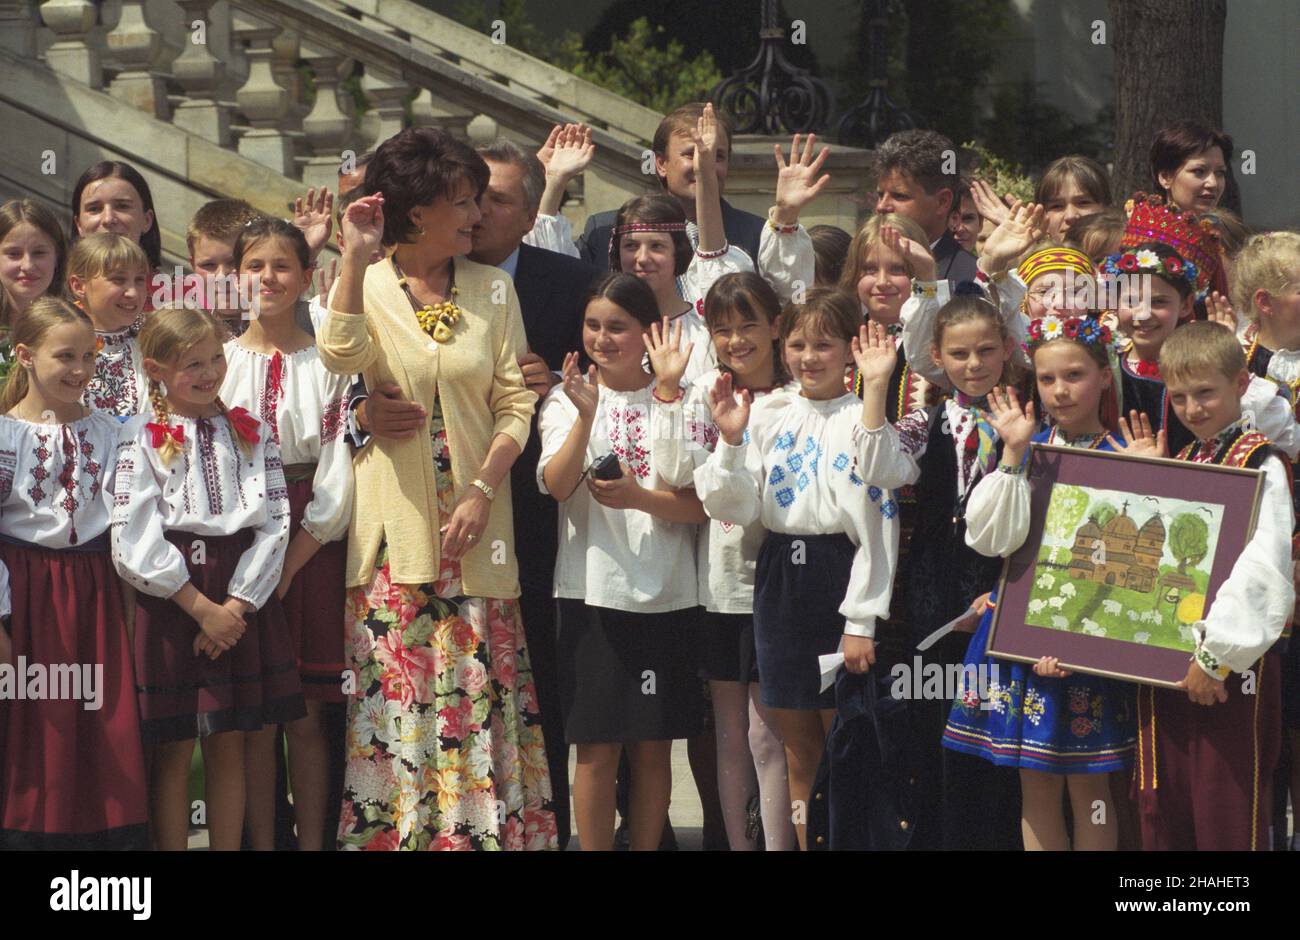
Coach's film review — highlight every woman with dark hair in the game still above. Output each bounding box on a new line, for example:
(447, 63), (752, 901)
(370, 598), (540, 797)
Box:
(1148, 120), (1233, 215)
(1034, 155), (1112, 241)
(71, 161), (162, 270)
(320, 126), (557, 851)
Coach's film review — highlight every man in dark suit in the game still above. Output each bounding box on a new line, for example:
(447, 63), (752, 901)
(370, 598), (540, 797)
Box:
(873, 130), (978, 284)
(577, 102), (765, 269)
(471, 140), (598, 851)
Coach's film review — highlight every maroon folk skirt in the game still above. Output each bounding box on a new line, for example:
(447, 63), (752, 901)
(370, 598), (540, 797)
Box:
(283, 475), (347, 703)
(0, 535), (148, 850)
(134, 529), (306, 745)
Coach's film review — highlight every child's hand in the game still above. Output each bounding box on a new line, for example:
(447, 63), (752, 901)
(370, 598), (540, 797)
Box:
(708, 371), (752, 446)
(341, 194), (385, 261)
(1178, 661), (1228, 706)
(951, 593), (991, 634)
(979, 201), (1045, 276)
(193, 632), (222, 660)
(313, 257), (338, 301)
(881, 223), (937, 283)
(197, 598), (245, 651)
(851, 320), (897, 388)
(1105, 410), (1168, 458)
(842, 635), (876, 674)
(0, 625), (12, 669)
(561, 352), (599, 422)
(292, 187), (334, 258)
(1205, 292), (1237, 331)
(587, 462), (642, 511)
(1033, 655), (1072, 678)
(643, 316), (694, 397)
(968, 178), (1013, 228)
(772, 133), (831, 224)
(692, 103), (719, 173)
(988, 385), (1037, 457)
(544, 124), (595, 183)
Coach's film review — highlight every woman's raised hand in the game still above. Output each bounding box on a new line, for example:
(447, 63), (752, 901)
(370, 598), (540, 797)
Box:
(643, 316), (694, 396)
(709, 371), (752, 447)
(561, 351), (599, 421)
(341, 194), (385, 261)
(968, 178), (1013, 228)
(988, 385), (1037, 454)
(773, 133), (831, 222)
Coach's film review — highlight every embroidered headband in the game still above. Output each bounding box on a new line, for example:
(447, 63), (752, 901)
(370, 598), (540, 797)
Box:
(611, 222), (687, 235)
(1017, 246), (1094, 286)
(1025, 314), (1119, 354)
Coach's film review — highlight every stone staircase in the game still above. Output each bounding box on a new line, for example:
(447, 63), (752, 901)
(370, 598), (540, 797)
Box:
(0, 0), (869, 265)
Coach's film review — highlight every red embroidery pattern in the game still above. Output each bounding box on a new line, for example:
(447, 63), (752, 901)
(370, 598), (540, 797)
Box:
(28, 431), (50, 504)
(321, 394), (350, 445)
(260, 352), (284, 444)
(85, 332), (142, 416)
(606, 404), (651, 480)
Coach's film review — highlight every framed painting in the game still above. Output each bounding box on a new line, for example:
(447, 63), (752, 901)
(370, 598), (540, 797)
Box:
(985, 443), (1266, 688)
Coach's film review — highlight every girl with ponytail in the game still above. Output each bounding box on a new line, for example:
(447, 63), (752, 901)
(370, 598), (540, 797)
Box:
(111, 307), (304, 851)
(0, 297), (149, 849)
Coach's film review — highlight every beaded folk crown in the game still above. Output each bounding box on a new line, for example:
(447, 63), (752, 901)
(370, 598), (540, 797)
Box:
(1116, 193), (1224, 298)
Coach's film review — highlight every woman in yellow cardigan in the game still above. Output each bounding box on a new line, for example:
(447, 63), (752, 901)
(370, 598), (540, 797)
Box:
(319, 127), (557, 850)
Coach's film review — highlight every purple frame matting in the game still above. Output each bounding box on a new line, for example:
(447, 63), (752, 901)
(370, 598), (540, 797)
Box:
(985, 443), (1264, 688)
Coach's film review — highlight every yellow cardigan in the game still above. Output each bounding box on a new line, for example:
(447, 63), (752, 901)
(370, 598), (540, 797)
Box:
(318, 255), (535, 596)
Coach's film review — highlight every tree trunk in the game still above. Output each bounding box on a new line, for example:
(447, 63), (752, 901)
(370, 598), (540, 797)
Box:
(1108, 0), (1237, 212)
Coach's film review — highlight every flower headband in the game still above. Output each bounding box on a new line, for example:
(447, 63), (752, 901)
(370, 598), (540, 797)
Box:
(1099, 246), (1200, 296)
(1025, 315), (1120, 354)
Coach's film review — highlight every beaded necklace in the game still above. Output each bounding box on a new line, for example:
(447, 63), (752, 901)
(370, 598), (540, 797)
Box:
(392, 256), (462, 343)
(1048, 427), (1105, 450)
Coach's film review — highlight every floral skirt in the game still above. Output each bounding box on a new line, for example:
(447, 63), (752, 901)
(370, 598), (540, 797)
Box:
(941, 593), (1137, 774)
(337, 408), (557, 850)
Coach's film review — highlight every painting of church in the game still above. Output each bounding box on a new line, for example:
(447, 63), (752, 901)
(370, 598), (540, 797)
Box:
(1066, 504), (1165, 593)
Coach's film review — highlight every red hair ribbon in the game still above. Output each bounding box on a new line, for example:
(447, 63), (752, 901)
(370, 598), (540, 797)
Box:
(226, 406), (262, 445)
(146, 422), (184, 449)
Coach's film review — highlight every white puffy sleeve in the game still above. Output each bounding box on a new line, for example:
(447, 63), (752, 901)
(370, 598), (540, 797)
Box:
(899, 281), (951, 387)
(695, 436), (762, 527)
(536, 386), (579, 496)
(757, 216), (815, 305)
(1242, 376), (1300, 460)
(837, 518), (899, 638)
(682, 245), (754, 304)
(111, 426), (190, 599)
(850, 418), (922, 491)
(964, 467), (1032, 557)
(227, 439), (291, 610)
(651, 385), (717, 488)
(301, 377), (355, 544)
(523, 213), (581, 258)
(1195, 454), (1295, 675)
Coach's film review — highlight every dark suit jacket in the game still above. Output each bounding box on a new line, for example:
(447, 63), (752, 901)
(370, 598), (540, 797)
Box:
(509, 244), (600, 593)
(932, 231), (978, 284)
(577, 198), (766, 270)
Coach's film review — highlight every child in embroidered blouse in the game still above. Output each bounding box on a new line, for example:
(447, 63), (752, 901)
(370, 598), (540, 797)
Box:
(220, 217), (353, 851)
(646, 271), (796, 851)
(944, 315), (1148, 850)
(67, 233), (151, 419)
(112, 307), (301, 851)
(695, 289), (913, 849)
(186, 198), (260, 336)
(0, 199), (67, 329)
(0, 298), (148, 849)
(538, 272), (708, 851)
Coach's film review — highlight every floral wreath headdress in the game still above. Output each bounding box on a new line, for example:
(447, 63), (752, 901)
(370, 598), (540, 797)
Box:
(1025, 314), (1121, 354)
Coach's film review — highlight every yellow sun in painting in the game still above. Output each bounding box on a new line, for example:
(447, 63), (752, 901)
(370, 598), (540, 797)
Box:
(1176, 592), (1206, 624)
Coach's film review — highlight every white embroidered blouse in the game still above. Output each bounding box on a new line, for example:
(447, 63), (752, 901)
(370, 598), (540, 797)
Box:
(84, 328), (149, 418)
(111, 410), (290, 609)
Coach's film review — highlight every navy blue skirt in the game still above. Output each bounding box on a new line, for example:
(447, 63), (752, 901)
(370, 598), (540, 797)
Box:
(753, 531), (854, 710)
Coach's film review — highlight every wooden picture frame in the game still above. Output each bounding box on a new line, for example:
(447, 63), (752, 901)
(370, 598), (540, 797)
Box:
(985, 443), (1266, 688)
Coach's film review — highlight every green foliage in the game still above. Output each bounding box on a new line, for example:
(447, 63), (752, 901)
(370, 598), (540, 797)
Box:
(1044, 484), (1091, 542)
(1092, 501), (1119, 528)
(959, 141), (1035, 205)
(1168, 513), (1210, 573)
(980, 81), (1112, 174)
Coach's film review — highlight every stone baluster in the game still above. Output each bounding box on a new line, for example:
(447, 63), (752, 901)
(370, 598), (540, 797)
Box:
(104, 0), (170, 119)
(230, 8), (293, 175)
(38, 0), (101, 88)
(1, 0), (38, 57)
(170, 0), (231, 145)
(359, 64), (410, 151)
(408, 87), (473, 141)
(270, 28), (308, 134)
(299, 42), (354, 190)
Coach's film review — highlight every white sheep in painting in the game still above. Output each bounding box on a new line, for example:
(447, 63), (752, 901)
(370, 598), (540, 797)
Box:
(1081, 619), (1104, 636)
(1134, 632), (1151, 643)
(1028, 598), (1047, 615)
(1127, 609), (1141, 622)
(1051, 615), (1069, 629)
(1143, 610), (1161, 624)
(1036, 573), (1056, 591)
(1059, 583), (1076, 599)
(1047, 595), (1067, 610)
(1102, 599), (1122, 616)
